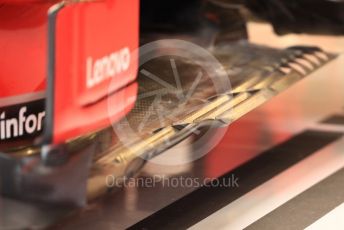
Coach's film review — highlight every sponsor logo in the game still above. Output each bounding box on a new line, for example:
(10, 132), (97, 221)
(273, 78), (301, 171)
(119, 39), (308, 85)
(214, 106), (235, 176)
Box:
(86, 47), (131, 89)
(0, 106), (45, 140)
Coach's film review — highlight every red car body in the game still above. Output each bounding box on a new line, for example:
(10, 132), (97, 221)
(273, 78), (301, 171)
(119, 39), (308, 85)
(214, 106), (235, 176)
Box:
(0, 0), (139, 145)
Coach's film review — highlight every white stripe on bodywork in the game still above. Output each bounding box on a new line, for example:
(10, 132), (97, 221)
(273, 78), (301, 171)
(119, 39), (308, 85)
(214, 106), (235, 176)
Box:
(0, 91), (45, 107)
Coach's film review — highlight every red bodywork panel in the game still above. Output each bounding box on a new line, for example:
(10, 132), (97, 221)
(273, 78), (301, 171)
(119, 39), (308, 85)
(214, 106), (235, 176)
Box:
(0, 3), (51, 98)
(0, 1), (139, 145)
(52, 1), (139, 144)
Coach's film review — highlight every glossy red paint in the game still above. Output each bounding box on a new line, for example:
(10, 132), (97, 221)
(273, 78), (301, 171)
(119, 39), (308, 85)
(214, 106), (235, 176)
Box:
(0, 3), (54, 98)
(0, 1), (139, 144)
(52, 0), (139, 143)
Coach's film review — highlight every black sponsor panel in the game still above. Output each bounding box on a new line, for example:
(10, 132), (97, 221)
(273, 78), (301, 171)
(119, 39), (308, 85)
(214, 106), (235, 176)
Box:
(0, 99), (45, 150)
